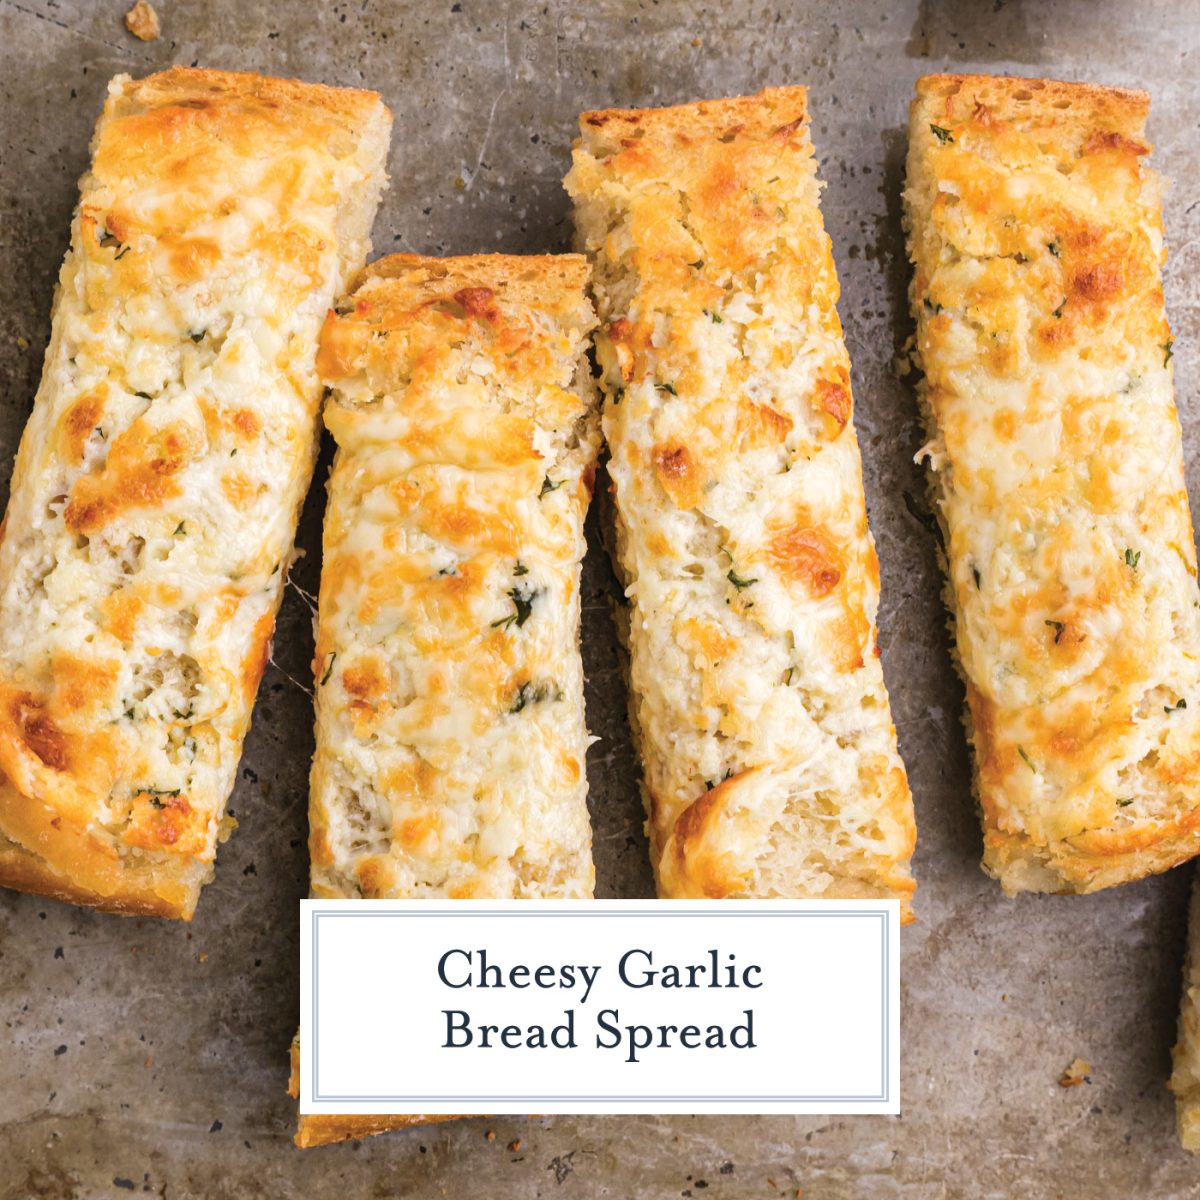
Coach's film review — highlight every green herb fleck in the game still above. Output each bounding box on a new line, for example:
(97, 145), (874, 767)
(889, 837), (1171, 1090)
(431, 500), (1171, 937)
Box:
(655, 381), (678, 396)
(492, 585), (539, 631)
(727, 568), (758, 591)
(1045, 619), (1065, 644)
(1053, 299), (1066, 319)
(687, 259), (704, 270)
(1017, 746), (1037, 773)
(923, 297), (944, 315)
(320, 653), (337, 686)
(1165, 698), (1188, 714)
(114, 245), (131, 261)
(972, 565), (982, 588)
(704, 309), (724, 324)
(1116, 797), (1134, 808)
(539, 476), (562, 498)
(509, 680), (560, 714)
(1164, 339), (1175, 366)
(142, 787), (182, 809)
(1047, 240), (1061, 257)
(930, 124), (954, 144)
(134, 391), (152, 400)
(189, 330), (205, 343)
(1125, 548), (1141, 569)
(611, 386), (625, 406)
(513, 561), (529, 577)
(173, 521), (186, 536)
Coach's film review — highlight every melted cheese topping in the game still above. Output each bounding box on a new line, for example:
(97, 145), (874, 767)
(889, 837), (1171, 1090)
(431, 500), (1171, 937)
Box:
(906, 74), (1200, 893)
(309, 254), (599, 900)
(0, 68), (390, 917)
(567, 88), (916, 912)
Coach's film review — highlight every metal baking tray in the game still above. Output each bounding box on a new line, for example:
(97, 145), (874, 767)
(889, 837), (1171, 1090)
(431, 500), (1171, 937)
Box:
(2, 1), (1197, 1196)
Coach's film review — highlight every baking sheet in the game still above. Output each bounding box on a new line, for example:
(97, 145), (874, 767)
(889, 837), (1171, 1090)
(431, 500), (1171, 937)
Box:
(2, 1), (1199, 1196)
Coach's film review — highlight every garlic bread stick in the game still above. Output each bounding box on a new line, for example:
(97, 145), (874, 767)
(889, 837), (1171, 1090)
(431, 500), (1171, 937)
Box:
(567, 88), (917, 913)
(0, 68), (390, 918)
(905, 74), (1200, 893)
(293, 253), (600, 1147)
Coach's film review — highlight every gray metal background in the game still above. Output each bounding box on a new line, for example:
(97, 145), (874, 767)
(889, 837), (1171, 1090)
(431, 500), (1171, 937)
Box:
(2, 1), (1199, 1196)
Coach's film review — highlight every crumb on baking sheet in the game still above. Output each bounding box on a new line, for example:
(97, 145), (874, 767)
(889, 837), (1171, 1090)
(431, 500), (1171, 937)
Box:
(124, 0), (160, 41)
(1059, 1057), (1092, 1087)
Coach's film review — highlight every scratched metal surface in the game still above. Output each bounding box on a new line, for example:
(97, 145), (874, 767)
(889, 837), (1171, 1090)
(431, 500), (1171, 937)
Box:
(2, 1), (1200, 1197)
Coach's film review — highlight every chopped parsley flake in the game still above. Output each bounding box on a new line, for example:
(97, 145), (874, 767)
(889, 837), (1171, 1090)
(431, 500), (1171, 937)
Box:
(1164, 339), (1175, 366)
(1017, 746), (1037, 773)
(687, 259), (704, 270)
(509, 680), (560, 714)
(930, 124), (954, 143)
(704, 309), (724, 324)
(1165, 698), (1188, 714)
(492, 585), (539, 631)
(1116, 797), (1134, 808)
(1047, 240), (1061, 257)
(320, 653), (336, 686)
(1125, 548), (1141, 569)
(727, 568), (758, 591)
(513, 561), (529, 577)
(1045, 619), (1065, 644)
(174, 521), (186, 536)
(1053, 299), (1066, 319)
(923, 297), (944, 315)
(972, 565), (982, 588)
(539, 476), (563, 498)
(655, 381), (678, 395)
(189, 330), (205, 343)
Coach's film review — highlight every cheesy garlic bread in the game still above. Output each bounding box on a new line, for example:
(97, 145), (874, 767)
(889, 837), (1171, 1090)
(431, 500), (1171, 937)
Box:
(905, 74), (1200, 893)
(0, 68), (391, 918)
(566, 88), (917, 914)
(293, 253), (600, 1146)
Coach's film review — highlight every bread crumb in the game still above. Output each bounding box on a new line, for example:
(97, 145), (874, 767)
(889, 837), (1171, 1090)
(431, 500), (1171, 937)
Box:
(124, 0), (160, 40)
(485, 1130), (496, 1142)
(1059, 1057), (1091, 1087)
(507, 1138), (521, 1152)
(197, 951), (208, 963)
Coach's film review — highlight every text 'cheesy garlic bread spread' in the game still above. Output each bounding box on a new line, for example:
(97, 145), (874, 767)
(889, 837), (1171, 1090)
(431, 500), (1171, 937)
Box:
(0, 68), (391, 918)
(905, 74), (1200, 893)
(292, 253), (600, 1147)
(566, 88), (917, 915)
